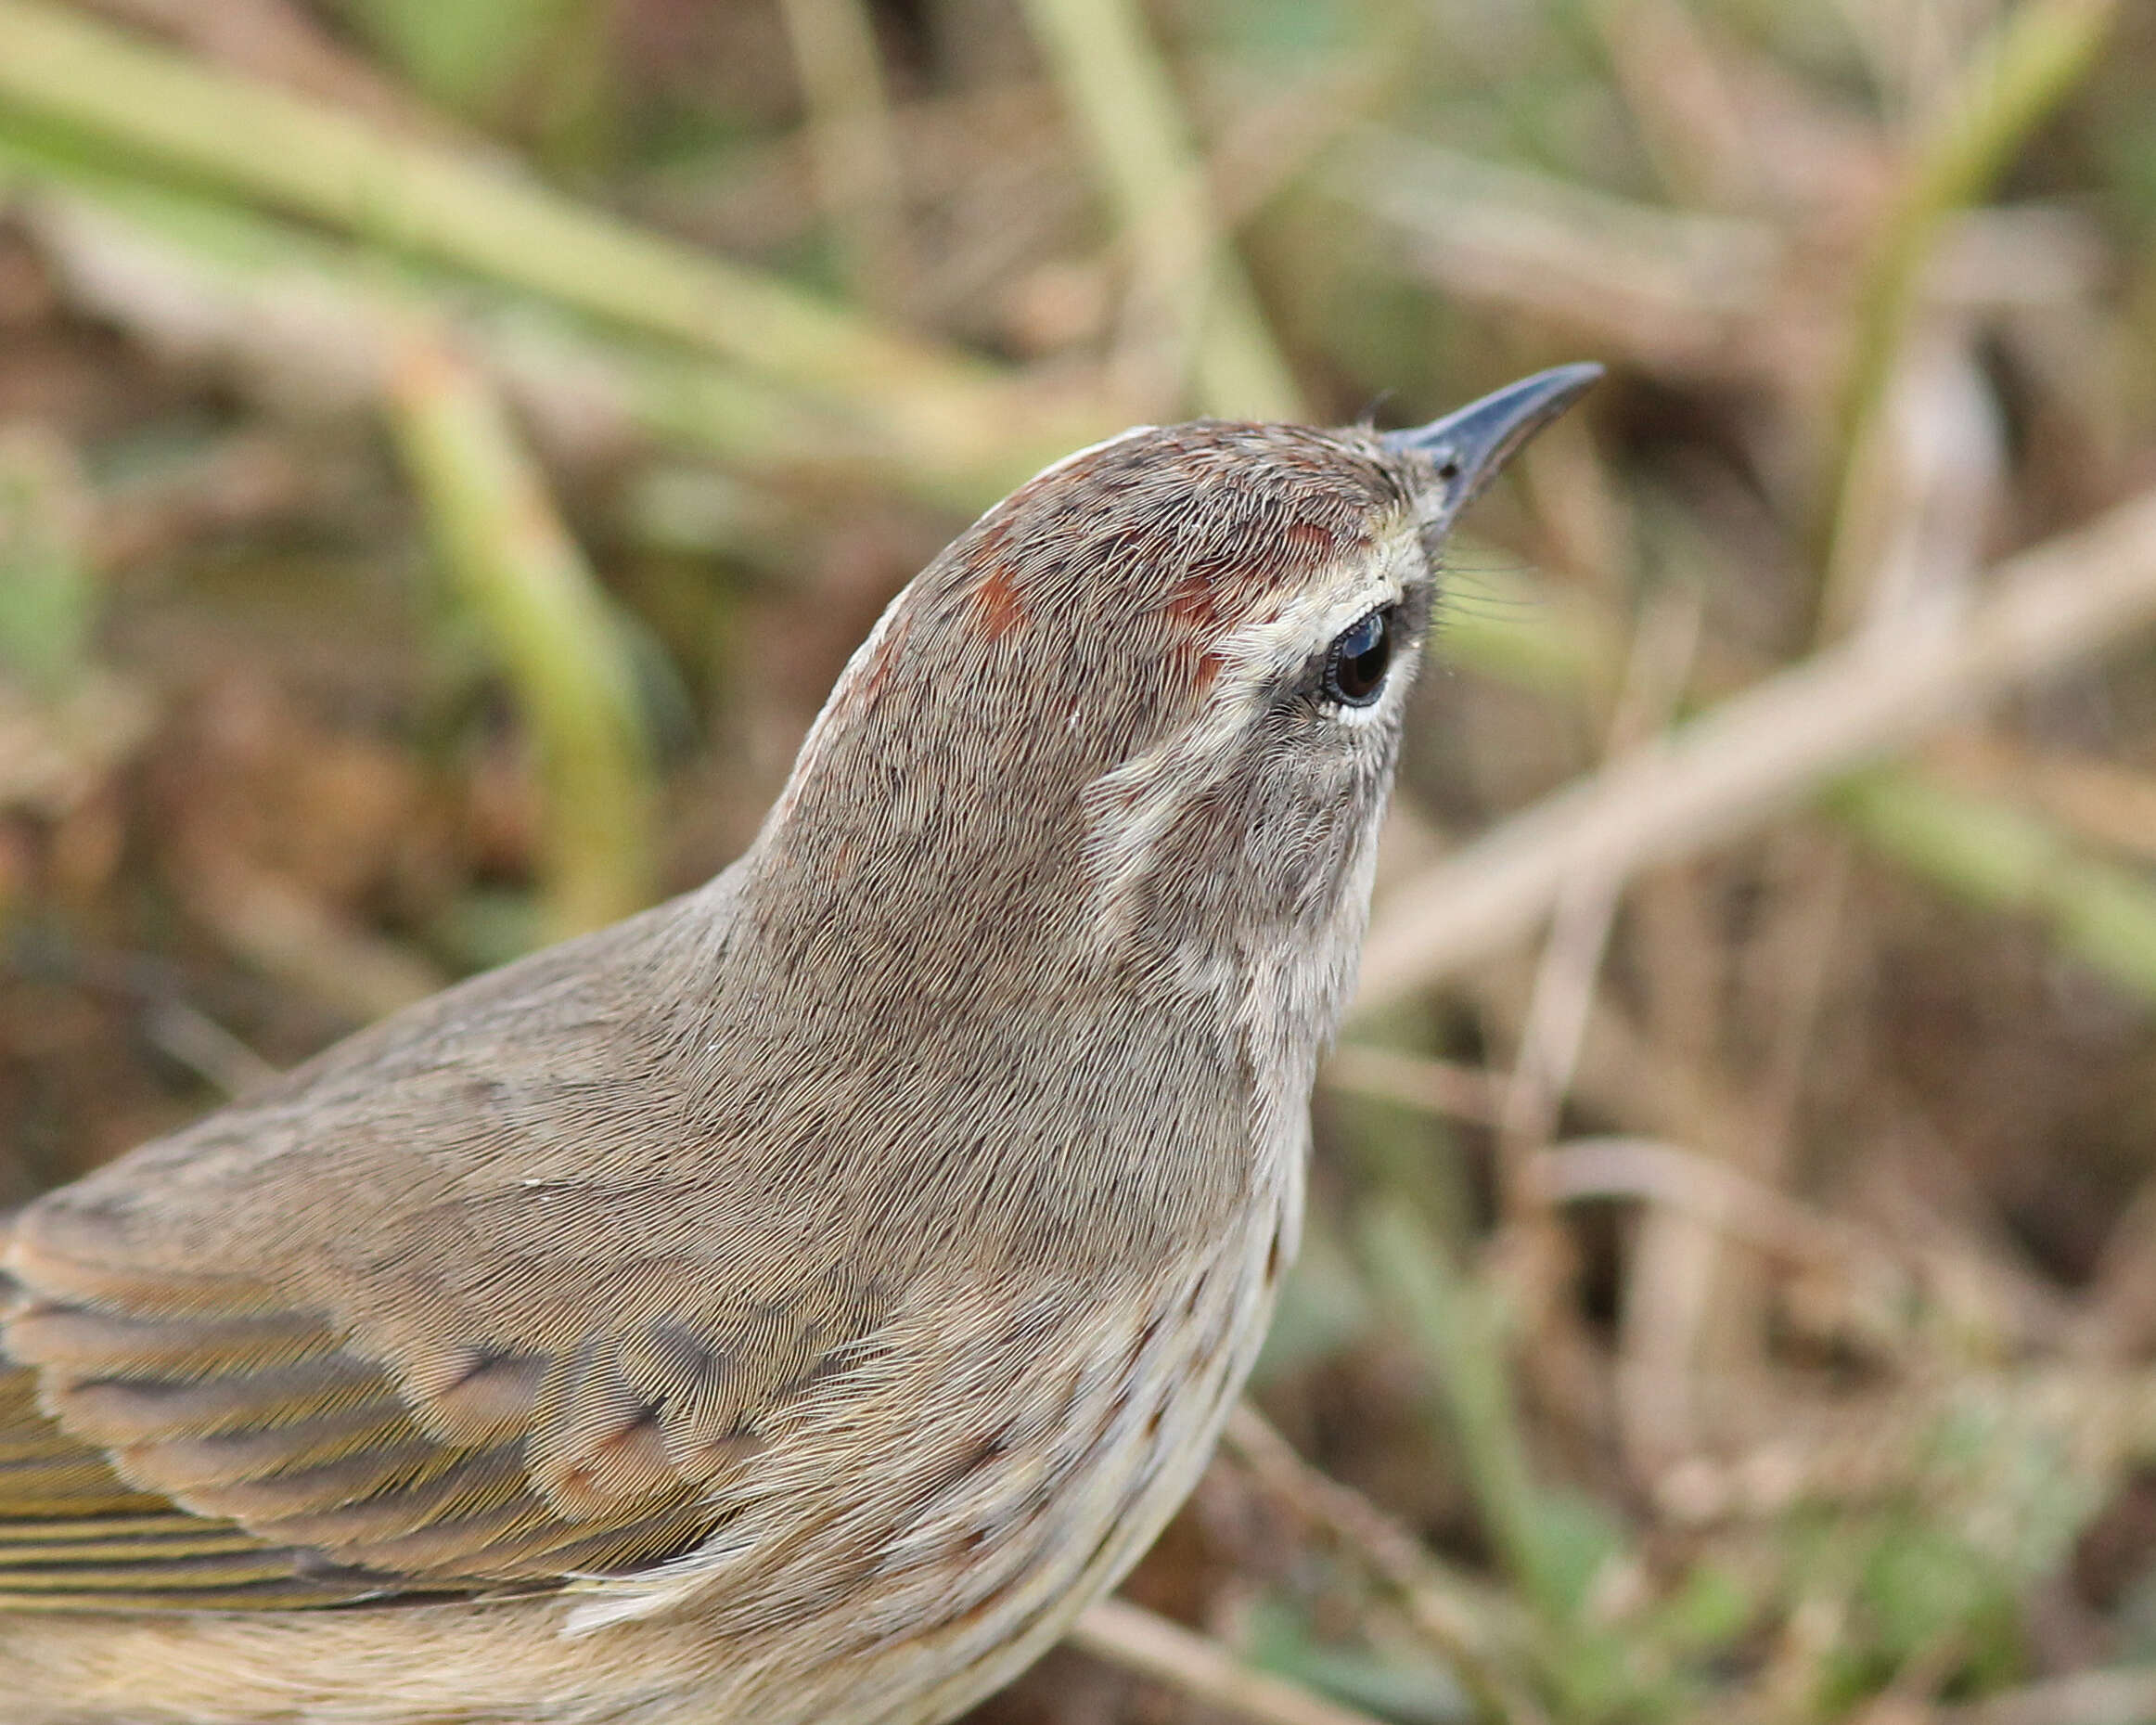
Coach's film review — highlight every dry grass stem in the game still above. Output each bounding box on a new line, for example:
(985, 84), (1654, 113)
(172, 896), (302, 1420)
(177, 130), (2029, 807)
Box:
(1526, 1139), (1883, 1280)
(775, 0), (912, 308)
(1826, 0), (2119, 578)
(0, 0), (1035, 463)
(1069, 1598), (1392, 1725)
(1319, 1044), (1503, 1126)
(1499, 584), (1704, 1160)
(1357, 483), (2156, 1005)
(76, 0), (457, 137)
(1939, 1667), (2156, 1725)
(1013, 0), (1300, 418)
(3, 168), (993, 503)
(1222, 1405), (1548, 1725)
(1338, 131), (1789, 384)
(1494, 586), (1703, 1431)
(181, 856), (448, 1023)
(1924, 732), (2156, 867)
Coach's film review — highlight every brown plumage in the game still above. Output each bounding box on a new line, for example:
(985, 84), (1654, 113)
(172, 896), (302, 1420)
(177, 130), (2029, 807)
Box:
(0, 368), (1598, 1724)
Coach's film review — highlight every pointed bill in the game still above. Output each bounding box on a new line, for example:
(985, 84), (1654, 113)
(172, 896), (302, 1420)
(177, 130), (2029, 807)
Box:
(1380, 362), (1604, 518)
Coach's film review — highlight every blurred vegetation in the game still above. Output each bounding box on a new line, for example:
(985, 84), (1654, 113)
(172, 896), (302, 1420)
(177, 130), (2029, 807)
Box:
(3, 2), (2156, 1723)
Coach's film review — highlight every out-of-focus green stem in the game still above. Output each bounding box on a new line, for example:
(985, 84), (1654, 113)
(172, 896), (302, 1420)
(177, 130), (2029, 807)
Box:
(1819, 0), (2116, 633)
(13, 6), (2153, 1018)
(0, 133), (1061, 511)
(1831, 765), (2156, 1001)
(388, 336), (656, 942)
(0, 424), (93, 697)
(1434, 534), (2156, 1014)
(775, 0), (910, 308)
(1016, 0), (1303, 420)
(1437, 557), (1625, 703)
(1360, 1200), (1564, 1623)
(0, 0), (1031, 464)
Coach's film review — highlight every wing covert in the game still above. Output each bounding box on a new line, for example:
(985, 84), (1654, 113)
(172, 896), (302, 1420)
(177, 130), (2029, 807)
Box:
(0, 1188), (893, 1609)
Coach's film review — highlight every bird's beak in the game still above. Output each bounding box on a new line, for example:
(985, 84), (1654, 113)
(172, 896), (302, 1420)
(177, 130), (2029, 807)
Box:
(1380, 362), (1604, 519)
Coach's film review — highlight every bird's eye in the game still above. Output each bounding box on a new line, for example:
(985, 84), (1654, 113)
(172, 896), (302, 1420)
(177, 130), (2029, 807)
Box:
(1323, 606), (1395, 707)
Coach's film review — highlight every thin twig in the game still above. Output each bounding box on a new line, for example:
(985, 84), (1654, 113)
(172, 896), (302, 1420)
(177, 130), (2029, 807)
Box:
(1832, 766), (2156, 1000)
(1821, 0), (2118, 618)
(1498, 584), (1703, 1158)
(181, 855), (448, 1023)
(0, 0), (1050, 470)
(1014, 0), (1301, 418)
(1320, 1044), (1503, 1126)
(1356, 483), (2156, 1006)
(1940, 1667), (2156, 1725)
(1070, 1597), (1392, 1725)
(7, 161), (1016, 509)
(1525, 1138), (1881, 1279)
(1223, 1404), (1550, 1725)
(1625, 827), (1850, 1449)
(139, 998), (281, 1098)
(1495, 585), (1702, 1439)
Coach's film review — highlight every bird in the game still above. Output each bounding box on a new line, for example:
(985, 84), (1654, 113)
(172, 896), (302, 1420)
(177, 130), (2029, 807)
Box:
(0, 365), (1598, 1725)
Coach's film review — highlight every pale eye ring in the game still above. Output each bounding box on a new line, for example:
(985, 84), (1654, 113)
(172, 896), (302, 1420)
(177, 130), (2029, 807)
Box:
(1324, 605), (1395, 706)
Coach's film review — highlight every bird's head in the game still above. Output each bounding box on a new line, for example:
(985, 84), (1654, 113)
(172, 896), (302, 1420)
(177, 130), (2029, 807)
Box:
(754, 366), (1602, 1026)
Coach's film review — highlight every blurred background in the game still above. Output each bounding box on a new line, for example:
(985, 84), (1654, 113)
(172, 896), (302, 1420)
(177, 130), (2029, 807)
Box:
(2, 0), (2155, 1720)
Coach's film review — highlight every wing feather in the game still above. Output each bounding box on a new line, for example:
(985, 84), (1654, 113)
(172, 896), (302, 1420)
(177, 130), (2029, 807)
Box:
(0, 890), (919, 1612)
(0, 1196), (887, 1606)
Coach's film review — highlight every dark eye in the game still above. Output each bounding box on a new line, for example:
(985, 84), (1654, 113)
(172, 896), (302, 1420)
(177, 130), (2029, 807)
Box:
(1323, 606), (1395, 706)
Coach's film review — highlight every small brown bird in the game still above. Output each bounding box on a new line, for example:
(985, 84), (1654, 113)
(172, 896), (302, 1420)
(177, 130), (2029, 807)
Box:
(0, 366), (1597, 1724)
